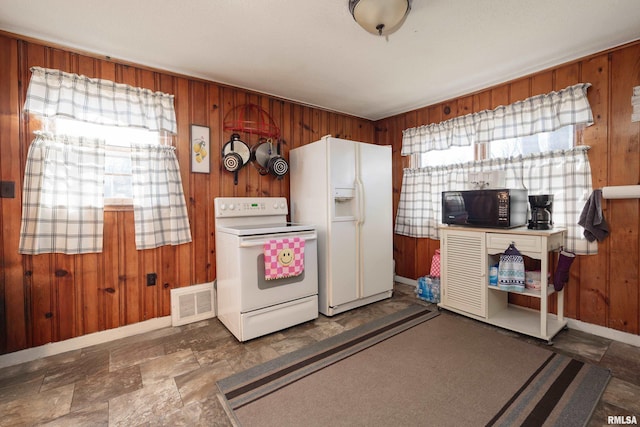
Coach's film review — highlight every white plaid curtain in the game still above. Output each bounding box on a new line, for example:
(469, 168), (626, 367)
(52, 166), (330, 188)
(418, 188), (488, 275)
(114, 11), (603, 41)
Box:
(395, 146), (597, 255)
(401, 83), (594, 155)
(23, 67), (177, 133)
(131, 145), (192, 249)
(21, 67), (191, 253)
(19, 133), (105, 254)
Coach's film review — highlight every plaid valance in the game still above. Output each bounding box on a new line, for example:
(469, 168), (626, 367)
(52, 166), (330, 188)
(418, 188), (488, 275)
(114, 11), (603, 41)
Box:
(23, 66), (177, 134)
(401, 83), (593, 155)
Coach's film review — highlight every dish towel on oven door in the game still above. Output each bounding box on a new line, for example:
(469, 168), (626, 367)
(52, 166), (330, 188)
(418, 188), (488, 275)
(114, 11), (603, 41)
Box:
(263, 237), (305, 280)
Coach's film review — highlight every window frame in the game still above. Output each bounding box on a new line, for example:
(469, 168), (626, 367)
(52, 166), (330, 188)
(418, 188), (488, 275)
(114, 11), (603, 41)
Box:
(417, 125), (576, 169)
(50, 118), (164, 209)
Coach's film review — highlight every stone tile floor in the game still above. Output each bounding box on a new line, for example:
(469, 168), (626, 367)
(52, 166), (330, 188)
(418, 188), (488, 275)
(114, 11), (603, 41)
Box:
(0, 283), (638, 426)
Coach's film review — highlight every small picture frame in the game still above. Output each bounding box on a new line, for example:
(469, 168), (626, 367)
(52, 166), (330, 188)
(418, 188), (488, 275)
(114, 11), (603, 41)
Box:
(190, 125), (210, 173)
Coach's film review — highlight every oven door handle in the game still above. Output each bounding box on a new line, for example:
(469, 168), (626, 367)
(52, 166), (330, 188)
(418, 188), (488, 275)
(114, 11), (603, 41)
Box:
(238, 231), (318, 248)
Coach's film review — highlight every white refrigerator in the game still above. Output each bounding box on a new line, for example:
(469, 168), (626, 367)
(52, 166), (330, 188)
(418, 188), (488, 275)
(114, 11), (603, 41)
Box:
(290, 136), (393, 316)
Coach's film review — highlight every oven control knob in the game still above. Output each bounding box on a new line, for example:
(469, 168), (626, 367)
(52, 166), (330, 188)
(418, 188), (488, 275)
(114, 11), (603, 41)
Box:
(229, 204), (235, 210)
(280, 202), (286, 209)
(219, 203), (226, 211)
(273, 202), (279, 209)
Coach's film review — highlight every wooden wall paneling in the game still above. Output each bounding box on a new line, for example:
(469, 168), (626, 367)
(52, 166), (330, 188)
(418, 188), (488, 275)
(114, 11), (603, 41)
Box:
(21, 43), (51, 349)
(442, 101), (456, 121)
(6, 33), (640, 355)
(415, 106), (429, 127)
(243, 92), (257, 194)
(337, 108), (349, 141)
(0, 35), (26, 353)
(49, 47), (70, 73)
(472, 90), (492, 113)
(509, 78), (531, 103)
(77, 55), (96, 80)
(607, 45), (640, 334)
(270, 98), (285, 198)
(457, 95), (473, 117)
(330, 111), (341, 141)
(53, 254), (76, 341)
(279, 100), (293, 208)
(98, 59), (116, 82)
(342, 113), (352, 140)
(554, 63), (581, 91)
(156, 74), (177, 314)
(491, 85), (510, 110)
(529, 70), (558, 313)
(220, 87), (239, 195)
(175, 76), (193, 289)
(316, 108), (329, 141)
(531, 71), (554, 98)
(142, 248), (159, 321)
(120, 63), (137, 86)
(300, 105), (314, 145)
(254, 95), (266, 195)
(577, 53), (610, 326)
(121, 211), (142, 325)
(160, 243), (175, 317)
(355, 116), (365, 141)
(331, 112), (342, 141)
(363, 117), (375, 143)
(254, 95), (269, 197)
(293, 104), (305, 148)
(292, 103), (303, 147)
(281, 101), (294, 152)
(492, 81), (529, 309)
(552, 57), (581, 332)
(347, 113), (357, 141)
(386, 114), (415, 279)
(205, 82), (221, 283)
(403, 109), (430, 277)
(189, 80), (211, 285)
(310, 106), (321, 143)
(355, 117), (366, 142)
(128, 68), (158, 321)
(236, 90), (252, 196)
(103, 212), (120, 330)
(48, 48), (77, 342)
(30, 254), (53, 347)
(77, 253), (101, 335)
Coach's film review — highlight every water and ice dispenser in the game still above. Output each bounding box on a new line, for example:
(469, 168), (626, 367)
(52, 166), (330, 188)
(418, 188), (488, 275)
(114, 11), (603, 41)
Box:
(333, 187), (356, 219)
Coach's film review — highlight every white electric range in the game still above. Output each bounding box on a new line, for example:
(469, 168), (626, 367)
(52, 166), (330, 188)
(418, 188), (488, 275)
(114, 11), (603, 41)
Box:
(214, 197), (318, 341)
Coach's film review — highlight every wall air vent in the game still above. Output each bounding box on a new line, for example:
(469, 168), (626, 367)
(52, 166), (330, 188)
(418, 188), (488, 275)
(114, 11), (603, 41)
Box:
(170, 281), (216, 326)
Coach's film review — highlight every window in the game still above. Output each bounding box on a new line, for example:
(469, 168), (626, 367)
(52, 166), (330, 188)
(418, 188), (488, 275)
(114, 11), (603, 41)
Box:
(419, 144), (475, 167)
(54, 118), (161, 205)
(418, 125), (575, 167)
(19, 66), (191, 254)
(486, 125), (575, 159)
(398, 84), (597, 254)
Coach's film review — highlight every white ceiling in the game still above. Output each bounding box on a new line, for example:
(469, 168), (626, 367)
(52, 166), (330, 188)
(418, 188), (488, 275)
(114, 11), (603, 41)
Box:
(1, 0), (640, 120)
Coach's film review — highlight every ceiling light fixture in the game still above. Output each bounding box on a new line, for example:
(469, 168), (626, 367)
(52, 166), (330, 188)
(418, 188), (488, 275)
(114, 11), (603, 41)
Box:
(349, 0), (411, 37)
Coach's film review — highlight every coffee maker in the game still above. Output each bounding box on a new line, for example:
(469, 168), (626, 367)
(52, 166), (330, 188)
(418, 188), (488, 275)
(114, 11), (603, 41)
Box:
(528, 195), (553, 230)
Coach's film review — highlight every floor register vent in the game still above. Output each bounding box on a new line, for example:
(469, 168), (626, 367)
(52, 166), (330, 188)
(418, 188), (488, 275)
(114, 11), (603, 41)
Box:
(170, 281), (216, 326)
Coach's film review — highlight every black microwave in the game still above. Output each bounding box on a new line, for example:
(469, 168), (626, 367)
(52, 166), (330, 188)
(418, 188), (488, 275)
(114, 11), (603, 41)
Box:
(441, 189), (528, 228)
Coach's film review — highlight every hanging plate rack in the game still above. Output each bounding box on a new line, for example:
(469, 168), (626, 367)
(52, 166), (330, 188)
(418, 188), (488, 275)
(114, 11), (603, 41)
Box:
(223, 103), (280, 139)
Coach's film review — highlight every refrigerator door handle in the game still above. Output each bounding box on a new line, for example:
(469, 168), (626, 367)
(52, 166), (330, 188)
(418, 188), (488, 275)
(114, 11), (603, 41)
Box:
(356, 179), (365, 225)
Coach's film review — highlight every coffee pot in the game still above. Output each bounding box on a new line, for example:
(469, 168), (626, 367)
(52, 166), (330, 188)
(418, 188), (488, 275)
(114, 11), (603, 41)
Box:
(528, 195), (553, 230)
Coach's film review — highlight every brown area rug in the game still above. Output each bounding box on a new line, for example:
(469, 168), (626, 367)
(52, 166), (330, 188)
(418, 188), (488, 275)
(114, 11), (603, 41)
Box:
(217, 305), (609, 427)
